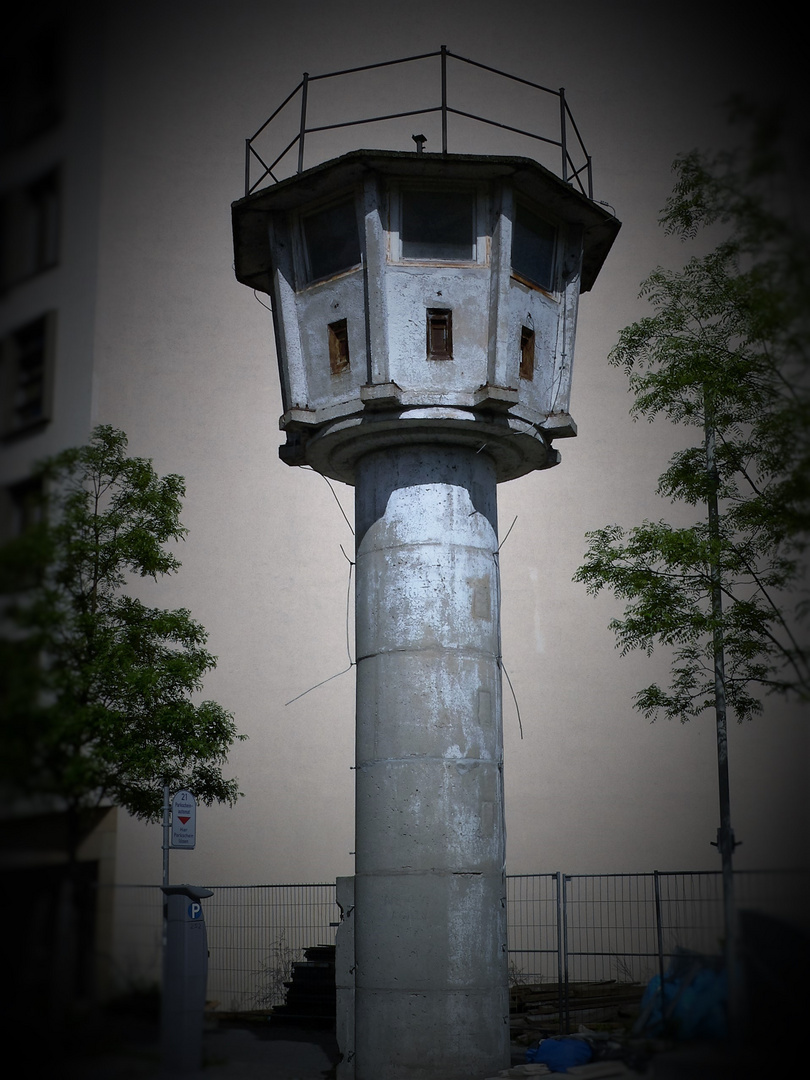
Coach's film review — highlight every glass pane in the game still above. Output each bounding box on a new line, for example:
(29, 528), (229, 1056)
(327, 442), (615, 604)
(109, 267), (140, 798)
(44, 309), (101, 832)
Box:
(401, 190), (474, 261)
(303, 198), (361, 282)
(512, 203), (556, 290)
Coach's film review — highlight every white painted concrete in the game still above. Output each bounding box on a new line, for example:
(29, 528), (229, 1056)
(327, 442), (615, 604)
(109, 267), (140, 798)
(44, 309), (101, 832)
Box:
(353, 445), (509, 1079)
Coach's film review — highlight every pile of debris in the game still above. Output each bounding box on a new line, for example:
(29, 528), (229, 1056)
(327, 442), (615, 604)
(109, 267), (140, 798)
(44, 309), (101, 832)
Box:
(510, 979), (645, 1043)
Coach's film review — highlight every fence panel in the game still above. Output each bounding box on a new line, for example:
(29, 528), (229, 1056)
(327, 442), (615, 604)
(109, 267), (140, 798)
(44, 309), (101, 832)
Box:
(98, 869), (805, 1025)
(204, 883), (340, 1011)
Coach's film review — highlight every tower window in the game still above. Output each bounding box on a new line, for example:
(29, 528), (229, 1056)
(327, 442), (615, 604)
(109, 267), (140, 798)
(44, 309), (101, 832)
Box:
(302, 197), (361, 283)
(401, 190), (474, 261)
(512, 203), (556, 291)
(328, 319), (350, 374)
(426, 309), (453, 360)
(519, 325), (535, 380)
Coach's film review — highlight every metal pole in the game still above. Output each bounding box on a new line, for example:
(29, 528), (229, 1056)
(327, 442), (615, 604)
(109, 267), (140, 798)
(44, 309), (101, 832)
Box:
(555, 871), (564, 1036)
(561, 875), (570, 1034)
(440, 45), (448, 154)
(559, 88), (567, 183)
(244, 138), (251, 198)
(297, 73), (309, 174)
(653, 871), (666, 1026)
(162, 782), (170, 888)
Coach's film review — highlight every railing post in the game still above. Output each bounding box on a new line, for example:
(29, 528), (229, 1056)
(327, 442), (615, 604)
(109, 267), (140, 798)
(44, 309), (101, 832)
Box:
(559, 87), (567, 184)
(440, 45), (448, 154)
(653, 871), (666, 1026)
(244, 138), (251, 198)
(586, 153), (593, 201)
(555, 871), (564, 1036)
(561, 873), (570, 1034)
(297, 72), (309, 174)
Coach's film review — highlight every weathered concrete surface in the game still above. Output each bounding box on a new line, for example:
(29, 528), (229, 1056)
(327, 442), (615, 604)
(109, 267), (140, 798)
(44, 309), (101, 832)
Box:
(352, 445), (509, 1080)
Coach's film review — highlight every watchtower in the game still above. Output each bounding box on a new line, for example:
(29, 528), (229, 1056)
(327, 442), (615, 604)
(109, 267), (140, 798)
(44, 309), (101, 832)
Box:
(232, 50), (619, 1080)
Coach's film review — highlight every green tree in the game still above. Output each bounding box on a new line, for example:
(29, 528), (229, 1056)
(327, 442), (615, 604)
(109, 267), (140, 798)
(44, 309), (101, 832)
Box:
(0, 425), (244, 859)
(575, 102), (809, 726)
(574, 102), (808, 1016)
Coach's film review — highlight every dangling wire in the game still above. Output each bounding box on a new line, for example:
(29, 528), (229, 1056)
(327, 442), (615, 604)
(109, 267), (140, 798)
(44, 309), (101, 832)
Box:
(493, 515), (524, 739)
(298, 465), (354, 535)
(285, 538), (356, 706)
(253, 289), (273, 313)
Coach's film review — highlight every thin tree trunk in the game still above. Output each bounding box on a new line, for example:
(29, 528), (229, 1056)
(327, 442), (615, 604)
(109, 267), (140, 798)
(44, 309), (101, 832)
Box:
(704, 393), (740, 1038)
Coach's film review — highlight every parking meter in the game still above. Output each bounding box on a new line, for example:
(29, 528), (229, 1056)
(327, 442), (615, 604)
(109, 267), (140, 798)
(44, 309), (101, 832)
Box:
(161, 884), (214, 1072)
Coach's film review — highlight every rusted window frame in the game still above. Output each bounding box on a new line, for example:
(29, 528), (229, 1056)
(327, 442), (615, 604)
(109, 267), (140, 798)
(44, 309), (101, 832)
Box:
(426, 308), (453, 361)
(328, 318), (351, 374)
(519, 324), (535, 380)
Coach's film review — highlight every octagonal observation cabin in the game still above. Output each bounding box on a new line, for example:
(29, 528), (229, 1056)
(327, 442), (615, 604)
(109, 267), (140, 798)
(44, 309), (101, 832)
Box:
(232, 48), (620, 485)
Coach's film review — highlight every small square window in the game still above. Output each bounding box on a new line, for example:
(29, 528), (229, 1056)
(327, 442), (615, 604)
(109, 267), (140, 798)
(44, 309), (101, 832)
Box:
(426, 309), (453, 360)
(302, 197), (361, 283)
(519, 325), (535, 380)
(328, 319), (350, 374)
(512, 203), (556, 291)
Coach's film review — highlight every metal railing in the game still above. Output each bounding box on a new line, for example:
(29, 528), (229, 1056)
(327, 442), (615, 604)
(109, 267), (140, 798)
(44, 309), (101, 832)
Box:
(244, 46), (594, 199)
(98, 869), (806, 1022)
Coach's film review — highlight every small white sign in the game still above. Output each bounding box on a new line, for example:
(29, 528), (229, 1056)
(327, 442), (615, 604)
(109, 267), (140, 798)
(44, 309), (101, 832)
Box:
(171, 790), (197, 849)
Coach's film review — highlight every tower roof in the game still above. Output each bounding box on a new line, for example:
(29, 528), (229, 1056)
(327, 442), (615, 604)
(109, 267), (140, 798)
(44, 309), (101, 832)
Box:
(232, 149), (620, 295)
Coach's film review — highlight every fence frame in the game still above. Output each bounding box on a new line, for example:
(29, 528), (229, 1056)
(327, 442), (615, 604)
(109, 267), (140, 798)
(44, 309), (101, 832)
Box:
(98, 868), (805, 1029)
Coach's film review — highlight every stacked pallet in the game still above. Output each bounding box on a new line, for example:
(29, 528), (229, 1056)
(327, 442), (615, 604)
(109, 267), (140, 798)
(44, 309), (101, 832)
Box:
(271, 943), (336, 1027)
(510, 980), (644, 1041)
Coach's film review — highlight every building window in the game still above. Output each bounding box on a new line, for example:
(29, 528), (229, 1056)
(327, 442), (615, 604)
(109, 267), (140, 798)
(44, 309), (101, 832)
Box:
(0, 24), (66, 151)
(512, 203), (556, 292)
(328, 319), (350, 374)
(0, 475), (44, 544)
(426, 308), (453, 360)
(301, 197), (361, 283)
(0, 312), (56, 439)
(0, 167), (61, 292)
(519, 325), (535, 380)
(401, 189), (475, 261)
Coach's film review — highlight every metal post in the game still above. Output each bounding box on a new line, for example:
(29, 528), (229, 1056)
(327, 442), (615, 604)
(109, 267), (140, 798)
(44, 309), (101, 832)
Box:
(244, 138), (251, 198)
(555, 871), (564, 1036)
(297, 73), (309, 174)
(559, 88), (567, 184)
(653, 871), (666, 1025)
(440, 45), (448, 154)
(586, 154), (593, 201)
(561, 874), (570, 1034)
(162, 782), (170, 888)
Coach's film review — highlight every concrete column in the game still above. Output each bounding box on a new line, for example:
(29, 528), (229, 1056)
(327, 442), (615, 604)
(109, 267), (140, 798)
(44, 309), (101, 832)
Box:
(353, 443), (509, 1080)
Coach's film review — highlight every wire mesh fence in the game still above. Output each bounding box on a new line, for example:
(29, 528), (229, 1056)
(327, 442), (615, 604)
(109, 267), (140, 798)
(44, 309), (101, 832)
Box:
(99, 869), (806, 1016)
